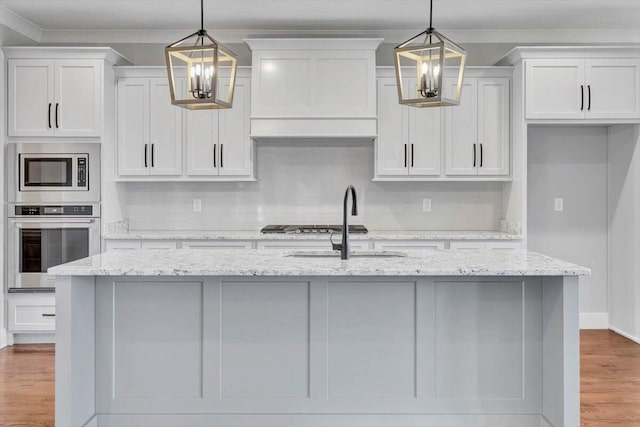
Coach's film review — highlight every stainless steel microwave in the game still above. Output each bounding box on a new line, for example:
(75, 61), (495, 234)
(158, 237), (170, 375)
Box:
(8, 143), (101, 203)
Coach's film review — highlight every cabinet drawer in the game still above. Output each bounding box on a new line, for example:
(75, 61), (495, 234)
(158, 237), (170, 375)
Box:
(183, 241), (253, 249)
(450, 241), (486, 250)
(105, 240), (142, 251)
(257, 240), (369, 250)
(373, 240), (445, 250)
(8, 294), (56, 332)
(485, 241), (522, 250)
(141, 240), (179, 250)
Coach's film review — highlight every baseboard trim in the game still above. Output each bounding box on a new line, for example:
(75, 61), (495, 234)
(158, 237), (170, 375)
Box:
(94, 414), (549, 427)
(11, 333), (55, 344)
(609, 326), (640, 344)
(0, 328), (7, 350)
(579, 312), (609, 329)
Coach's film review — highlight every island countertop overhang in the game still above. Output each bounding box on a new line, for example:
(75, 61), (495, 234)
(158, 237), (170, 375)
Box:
(47, 248), (591, 277)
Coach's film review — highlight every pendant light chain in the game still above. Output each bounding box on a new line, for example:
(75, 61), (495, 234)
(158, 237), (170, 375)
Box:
(200, 0), (204, 33)
(428, 0), (433, 31)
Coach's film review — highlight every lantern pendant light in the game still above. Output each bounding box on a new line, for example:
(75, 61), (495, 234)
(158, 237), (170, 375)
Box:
(165, 0), (238, 109)
(394, 0), (466, 107)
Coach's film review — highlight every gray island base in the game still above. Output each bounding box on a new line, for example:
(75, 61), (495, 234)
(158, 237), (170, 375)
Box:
(49, 249), (590, 427)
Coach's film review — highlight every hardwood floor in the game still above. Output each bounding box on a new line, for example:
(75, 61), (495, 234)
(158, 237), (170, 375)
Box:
(0, 344), (54, 427)
(0, 331), (638, 426)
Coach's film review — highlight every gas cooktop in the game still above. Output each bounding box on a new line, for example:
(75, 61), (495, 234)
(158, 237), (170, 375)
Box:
(261, 225), (368, 234)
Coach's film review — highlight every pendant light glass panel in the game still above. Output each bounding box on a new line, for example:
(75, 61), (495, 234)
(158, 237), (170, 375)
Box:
(166, 32), (237, 110)
(394, 31), (466, 107)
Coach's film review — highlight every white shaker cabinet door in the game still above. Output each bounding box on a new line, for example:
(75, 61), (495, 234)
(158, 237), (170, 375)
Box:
(117, 78), (150, 176)
(525, 59), (585, 120)
(477, 78), (510, 176)
(585, 58), (640, 120)
(218, 77), (253, 177)
(149, 79), (183, 176)
(376, 78), (409, 176)
(186, 109), (219, 176)
(408, 77), (442, 176)
(55, 59), (102, 137)
(8, 59), (55, 137)
(445, 78), (478, 176)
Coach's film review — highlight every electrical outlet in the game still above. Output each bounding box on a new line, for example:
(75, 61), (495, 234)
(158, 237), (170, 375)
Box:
(422, 198), (432, 212)
(193, 199), (202, 212)
(554, 198), (563, 212)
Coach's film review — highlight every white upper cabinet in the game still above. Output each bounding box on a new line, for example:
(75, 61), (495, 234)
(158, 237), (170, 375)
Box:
(117, 67), (253, 181)
(246, 39), (381, 138)
(185, 76), (253, 178)
(376, 77), (441, 178)
(8, 59), (101, 138)
(525, 57), (640, 121)
(445, 77), (510, 177)
(117, 77), (182, 177)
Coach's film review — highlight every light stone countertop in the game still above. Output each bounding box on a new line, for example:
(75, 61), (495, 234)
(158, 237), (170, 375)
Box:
(48, 248), (589, 277)
(103, 229), (522, 241)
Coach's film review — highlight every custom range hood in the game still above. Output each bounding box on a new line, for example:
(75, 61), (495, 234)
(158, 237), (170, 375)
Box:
(245, 38), (382, 140)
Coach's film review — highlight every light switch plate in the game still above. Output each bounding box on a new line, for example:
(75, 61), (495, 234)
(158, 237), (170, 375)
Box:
(193, 199), (202, 212)
(423, 198), (432, 212)
(554, 198), (563, 212)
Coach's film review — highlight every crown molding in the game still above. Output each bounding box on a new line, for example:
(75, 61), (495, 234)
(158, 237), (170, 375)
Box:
(23, 28), (640, 46)
(0, 6), (43, 42)
(497, 45), (640, 65)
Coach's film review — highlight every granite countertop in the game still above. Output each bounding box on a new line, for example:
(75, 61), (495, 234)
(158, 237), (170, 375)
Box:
(48, 248), (589, 277)
(103, 230), (522, 241)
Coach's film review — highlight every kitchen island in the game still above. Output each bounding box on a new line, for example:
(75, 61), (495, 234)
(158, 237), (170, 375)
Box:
(49, 249), (589, 427)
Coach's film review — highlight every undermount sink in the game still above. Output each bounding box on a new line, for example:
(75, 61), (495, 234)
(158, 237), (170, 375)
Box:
(285, 250), (407, 258)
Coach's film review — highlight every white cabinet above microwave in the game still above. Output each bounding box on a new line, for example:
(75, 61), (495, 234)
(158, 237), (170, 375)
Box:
(4, 47), (130, 139)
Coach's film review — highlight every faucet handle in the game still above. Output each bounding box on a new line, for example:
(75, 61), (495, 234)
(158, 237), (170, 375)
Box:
(330, 233), (342, 251)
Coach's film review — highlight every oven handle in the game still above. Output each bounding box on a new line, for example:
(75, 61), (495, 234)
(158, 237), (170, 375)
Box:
(13, 219), (96, 227)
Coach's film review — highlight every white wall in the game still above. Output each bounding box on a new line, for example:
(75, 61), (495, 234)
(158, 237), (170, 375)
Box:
(608, 125), (640, 343)
(121, 142), (505, 231)
(0, 26), (7, 349)
(527, 126), (609, 328)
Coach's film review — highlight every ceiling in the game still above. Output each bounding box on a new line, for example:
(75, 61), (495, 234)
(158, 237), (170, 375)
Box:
(0, 0), (638, 44)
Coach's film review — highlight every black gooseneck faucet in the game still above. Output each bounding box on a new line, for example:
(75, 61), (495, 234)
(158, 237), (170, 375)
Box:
(340, 185), (358, 260)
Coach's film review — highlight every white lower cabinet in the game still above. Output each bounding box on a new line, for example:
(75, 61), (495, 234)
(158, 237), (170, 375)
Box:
(182, 241), (252, 250)
(8, 293), (56, 332)
(141, 241), (178, 250)
(373, 240), (445, 250)
(105, 240), (142, 251)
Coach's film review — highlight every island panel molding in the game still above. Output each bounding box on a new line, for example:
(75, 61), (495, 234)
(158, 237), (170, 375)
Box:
(54, 271), (578, 427)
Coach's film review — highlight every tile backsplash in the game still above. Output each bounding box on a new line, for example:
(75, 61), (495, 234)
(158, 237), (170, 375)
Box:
(120, 142), (505, 231)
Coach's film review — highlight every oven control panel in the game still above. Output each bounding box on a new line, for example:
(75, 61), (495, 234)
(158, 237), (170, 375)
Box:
(15, 205), (93, 216)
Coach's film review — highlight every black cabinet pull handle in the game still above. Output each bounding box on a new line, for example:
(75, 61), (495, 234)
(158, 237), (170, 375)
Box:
(213, 144), (217, 167)
(411, 144), (414, 168)
(55, 103), (59, 128)
(48, 103), (52, 129)
(151, 144), (155, 167)
(480, 143), (483, 167)
(404, 144), (407, 168)
(580, 85), (584, 111)
(588, 85), (591, 111)
(473, 143), (476, 167)
(144, 144), (148, 168)
(42, 313), (55, 317)
(220, 144), (224, 168)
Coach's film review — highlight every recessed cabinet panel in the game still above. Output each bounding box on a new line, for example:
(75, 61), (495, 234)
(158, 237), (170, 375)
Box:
(585, 59), (640, 119)
(149, 79), (182, 176)
(525, 59), (585, 119)
(477, 78), (510, 176)
(8, 60), (55, 137)
(376, 78), (409, 176)
(186, 110), (219, 176)
(55, 60), (102, 137)
(445, 79), (478, 176)
(219, 78), (252, 176)
(409, 93), (442, 176)
(256, 57), (311, 112)
(117, 78), (149, 176)
(317, 58), (369, 112)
